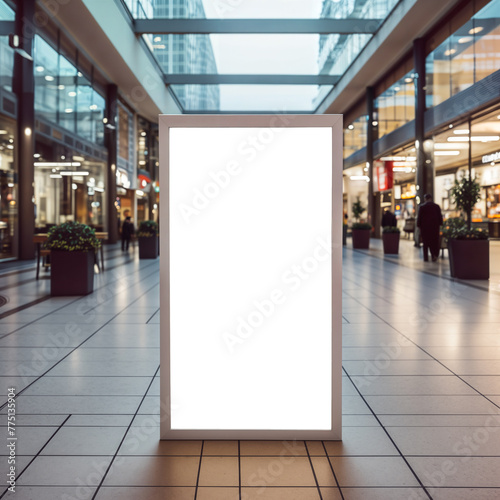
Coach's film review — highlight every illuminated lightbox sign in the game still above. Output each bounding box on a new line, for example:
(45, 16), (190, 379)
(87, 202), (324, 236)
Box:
(160, 115), (342, 440)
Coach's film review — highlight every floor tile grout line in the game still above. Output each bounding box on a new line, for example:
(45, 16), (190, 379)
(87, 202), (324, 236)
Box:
(342, 367), (433, 500)
(238, 440), (241, 500)
(351, 295), (500, 412)
(320, 441), (345, 500)
(91, 364), (160, 500)
(304, 441), (323, 500)
(0, 413), (72, 499)
(194, 440), (204, 500)
(146, 308), (160, 324)
(0, 279), (162, 412)
(0, 259), (159, 338)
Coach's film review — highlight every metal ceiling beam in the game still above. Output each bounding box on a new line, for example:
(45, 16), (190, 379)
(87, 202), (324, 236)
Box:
(135, 19), (381, 35)
(164, 74), (341, 85)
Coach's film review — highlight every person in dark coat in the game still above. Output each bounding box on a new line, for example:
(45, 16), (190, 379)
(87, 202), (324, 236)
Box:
(121, 216), (134, 251)
(381, 209), (397, 228)
(416, 194), (443, 262)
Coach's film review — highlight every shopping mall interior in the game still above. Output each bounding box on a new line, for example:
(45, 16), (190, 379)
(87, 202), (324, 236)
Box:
(0, 0), (500, 498)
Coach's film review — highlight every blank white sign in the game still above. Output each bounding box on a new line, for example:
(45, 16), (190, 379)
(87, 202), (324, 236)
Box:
(160, 115), (342, 440)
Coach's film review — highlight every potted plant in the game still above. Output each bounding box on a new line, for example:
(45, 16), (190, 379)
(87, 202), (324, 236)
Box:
(45, 222), (100, 296)
(138, 220), (159, 259)
(447, 176), (489, 279)
(382, 226), (400, 254)
(351, 222), (372, 249)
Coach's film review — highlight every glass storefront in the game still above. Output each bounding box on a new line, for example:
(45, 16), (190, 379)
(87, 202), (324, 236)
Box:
(34, 155), (106, 231)
(432, 106), (500, 222)
(34, 35), (105, 146)
(0, 117), (17, 259)
(375, 70), (415, 140)
(344, 114), (367, 159)
(426, 0), (500, 108)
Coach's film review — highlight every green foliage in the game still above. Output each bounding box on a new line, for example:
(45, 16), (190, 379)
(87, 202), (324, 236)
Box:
(382, 226), (400, 234)
(352, 222), (372, 230)
(448, 227), (489, 240)
(352, 198), (365, 222)
(45, 222), (100, 252)
(138, 220), (159, 237)
(441, 217), (466, 239)
(450, 176), (481, 229)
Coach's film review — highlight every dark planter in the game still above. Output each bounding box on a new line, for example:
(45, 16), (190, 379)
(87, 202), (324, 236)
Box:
(382, 232), (400, 254)
(352, 229), (370, 249)
(343, 225), (347, 246)
(448, 239), (489, 280)
(139, 236), (158, 259)
(51, 250), (94, 296)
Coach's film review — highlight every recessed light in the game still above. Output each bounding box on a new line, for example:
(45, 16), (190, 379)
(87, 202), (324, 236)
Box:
(458, 36), (473, 44)
(45, 75), (54, 81)
(469, 26), (484, 35)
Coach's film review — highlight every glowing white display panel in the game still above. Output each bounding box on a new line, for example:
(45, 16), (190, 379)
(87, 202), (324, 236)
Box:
(160, 115), (342, 440)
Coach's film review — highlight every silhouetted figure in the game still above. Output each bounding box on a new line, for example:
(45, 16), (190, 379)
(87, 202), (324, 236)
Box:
(121, 216), (134, 251)
(381, 209), (397, 228)
(417, 194), (443, 262)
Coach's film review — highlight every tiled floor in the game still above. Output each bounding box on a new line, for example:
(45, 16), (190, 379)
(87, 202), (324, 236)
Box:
(0, 243), (499, 499)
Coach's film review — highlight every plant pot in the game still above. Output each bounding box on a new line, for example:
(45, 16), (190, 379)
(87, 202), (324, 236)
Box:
(342, 225), (347, 246)
(51, 250), (94, 296)
(139, 236), (159, 259)
(352, 229), (370, 249)
(382, 233), (400, 254)
(448, 239), (489, 280)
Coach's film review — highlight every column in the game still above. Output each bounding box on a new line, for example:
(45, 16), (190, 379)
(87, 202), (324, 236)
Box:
(366, 87), (380, 237)
(105, 84), (119, 244)
(14, 0), (35, 259)
(414, 37), (433, 202)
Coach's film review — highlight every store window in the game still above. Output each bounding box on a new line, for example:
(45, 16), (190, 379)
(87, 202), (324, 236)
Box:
(34, 157), (107, 231)
(0, 118), (17, 260)
(426, 0), (500, 108)
(375, 70), (415, 140)
(34, 35), (106, 145)
(344, 114), (367, 159)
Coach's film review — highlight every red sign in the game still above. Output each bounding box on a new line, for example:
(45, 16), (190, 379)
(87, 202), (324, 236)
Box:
(373, 160), (394, 192)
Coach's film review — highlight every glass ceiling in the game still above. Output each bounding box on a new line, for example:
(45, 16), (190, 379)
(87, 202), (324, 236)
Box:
(123, 0), (400, 113)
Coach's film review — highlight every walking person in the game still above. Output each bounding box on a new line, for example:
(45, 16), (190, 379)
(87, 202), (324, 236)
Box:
(381, 208), (397, 228)
(416, 194), (443, 262)
(121, 216), (134, 251)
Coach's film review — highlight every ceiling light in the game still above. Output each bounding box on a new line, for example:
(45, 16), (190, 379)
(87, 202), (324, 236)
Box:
(33, 153), (41, 158)
(394, 86), (400, 92)
(65, 108), (73, 113)
(36, 65), (44, 72)
(68, 91), (77, 97)
(50, 174), (62, 179)
(350, 175), (370, 181)
(444, 49), (457, 56)
(7, 145), (13, 149)
(435, 151), (461, 156)
(405, 77), (413, 83)
(434, 143), (468, 149)
(58, 85), (65, 90)
(372, 121), (378, 126)
(347, 124), (354, 130)
(458, 36), (473, 44)
(72, 156), (85, 162)
(448, 136), (499, 142)
(34, 162), (81, 167)
(154, 36), (161, 42)
(0, 130), (7, 134)
(45, 75), (54, 81)
(60, 170), (89, 176)
(89, 104), (98, 110)
(469, 26), (484, 35)
(381, 156), (406, 161)
(141, 131), (147, 136)
(393, 167), (413, 172)
(453, 129), (470, 135)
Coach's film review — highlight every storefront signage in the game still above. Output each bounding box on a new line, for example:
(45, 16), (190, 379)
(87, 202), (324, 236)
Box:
(373, 160), (394, 192)
(482, 152), (500, 164)
(159, 114), (343, 440)
(116, 168), (131, 189)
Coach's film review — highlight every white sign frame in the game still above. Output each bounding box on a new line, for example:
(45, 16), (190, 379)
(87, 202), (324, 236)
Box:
(159, 114), (342, 440)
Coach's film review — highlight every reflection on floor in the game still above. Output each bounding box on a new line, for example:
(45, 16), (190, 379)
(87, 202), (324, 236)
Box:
(0, 243), (499, 499)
